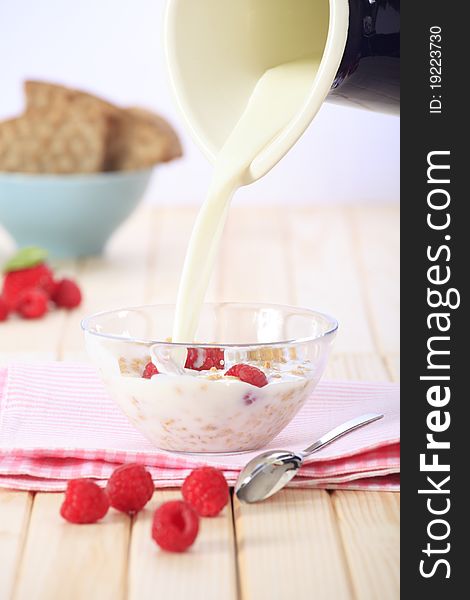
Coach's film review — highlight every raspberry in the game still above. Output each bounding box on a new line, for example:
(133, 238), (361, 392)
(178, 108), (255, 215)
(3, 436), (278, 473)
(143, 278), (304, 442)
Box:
(152, 500), (199, 552)
(0, 297), (9, 321)
(106, 463), (154, 514)
(16, 288), (48, 319)
(182, 467), (229, 517)
(142, 361), (159, 379)
(185, 347), (225, 371)
(60, 479), (109, 524)
(52, 278), (82, 309)
(2, 263), (54, 309)
(224, 364), (268, 388)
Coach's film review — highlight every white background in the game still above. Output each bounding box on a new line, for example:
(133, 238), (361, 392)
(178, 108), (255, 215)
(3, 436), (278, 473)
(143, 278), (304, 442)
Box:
(0, 0), (399, 206)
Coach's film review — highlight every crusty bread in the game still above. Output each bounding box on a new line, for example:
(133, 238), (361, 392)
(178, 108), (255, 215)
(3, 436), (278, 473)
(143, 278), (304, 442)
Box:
(0, 111), (110, 174)
(0, 80), (182, 174)
(108, 107), (183, 171)
(24, 80), (119, 121)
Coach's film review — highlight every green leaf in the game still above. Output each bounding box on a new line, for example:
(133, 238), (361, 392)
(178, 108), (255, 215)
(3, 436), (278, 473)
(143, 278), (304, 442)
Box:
(3, 246), (48, 273)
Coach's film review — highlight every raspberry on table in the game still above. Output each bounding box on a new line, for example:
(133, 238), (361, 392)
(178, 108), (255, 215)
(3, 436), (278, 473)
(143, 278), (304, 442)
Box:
(0, 297), (9, 321)
(106, 463), (154, 514)
(60, 479), (109, 524)
(142, 361), (159, 378)
(182, 466), (229, 517)
(224, 364), (268, 388)
(52, 278), (82, 309)
(152, 500), (199, 552)
(185, 347), (225, 371)
(16, 288), (49, 319)
(2, 263), (54, 309)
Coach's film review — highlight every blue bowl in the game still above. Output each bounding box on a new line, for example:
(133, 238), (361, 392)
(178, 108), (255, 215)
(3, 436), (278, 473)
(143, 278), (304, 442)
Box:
(0, 169), (153, 258)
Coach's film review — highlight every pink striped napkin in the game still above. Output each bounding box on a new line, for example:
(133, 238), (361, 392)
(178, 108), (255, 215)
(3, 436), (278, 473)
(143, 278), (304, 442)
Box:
(0, 362), (400, 492)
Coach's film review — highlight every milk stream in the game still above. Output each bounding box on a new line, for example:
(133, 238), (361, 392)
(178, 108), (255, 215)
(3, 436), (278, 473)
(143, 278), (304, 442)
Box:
(172, 58), (319, 343)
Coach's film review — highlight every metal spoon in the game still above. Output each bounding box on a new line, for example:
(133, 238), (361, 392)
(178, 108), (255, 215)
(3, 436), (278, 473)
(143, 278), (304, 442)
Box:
(235, 413), (384, 503)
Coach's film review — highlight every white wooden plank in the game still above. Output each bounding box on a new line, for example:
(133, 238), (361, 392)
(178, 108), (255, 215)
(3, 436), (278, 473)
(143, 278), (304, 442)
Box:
(0, 490), (33, 599)
(128, 490), (237, 600)
(332, 491), (400, 600)
(14, 492), (131, 600)
(325, 353), (390, 382)
(385, 354), (400, 382)
(218, 207), (293, 305)
(349, 205), (399, 356)
(235, 489), (352, 600)
(288, 206), (376, 354)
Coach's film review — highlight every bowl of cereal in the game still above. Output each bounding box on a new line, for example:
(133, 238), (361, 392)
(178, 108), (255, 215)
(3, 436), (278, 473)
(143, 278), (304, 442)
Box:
(82, 303), (338, 454)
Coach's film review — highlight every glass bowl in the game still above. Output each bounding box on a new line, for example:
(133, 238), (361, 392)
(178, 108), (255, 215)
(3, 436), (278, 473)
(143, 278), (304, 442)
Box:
(82, 303), (338, 453)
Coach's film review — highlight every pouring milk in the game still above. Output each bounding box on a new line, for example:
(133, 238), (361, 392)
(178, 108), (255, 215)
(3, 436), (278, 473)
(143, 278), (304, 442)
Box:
(172, 58), (319, 343)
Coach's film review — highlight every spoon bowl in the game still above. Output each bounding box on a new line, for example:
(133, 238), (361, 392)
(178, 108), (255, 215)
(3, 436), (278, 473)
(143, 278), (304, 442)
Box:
(236, 450), (303, 504)
(235, 413), (383, 503)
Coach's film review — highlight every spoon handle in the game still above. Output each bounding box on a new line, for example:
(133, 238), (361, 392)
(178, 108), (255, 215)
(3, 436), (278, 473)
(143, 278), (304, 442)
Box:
(301, 413), (383, 457)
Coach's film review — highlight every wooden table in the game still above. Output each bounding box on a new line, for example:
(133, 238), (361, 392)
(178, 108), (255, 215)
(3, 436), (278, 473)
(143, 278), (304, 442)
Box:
(0, 204), (399, 600)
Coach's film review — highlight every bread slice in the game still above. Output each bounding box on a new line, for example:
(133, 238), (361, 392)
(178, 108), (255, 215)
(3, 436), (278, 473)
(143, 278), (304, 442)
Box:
(108, 107), (183, 171)
(0, 111), (110, 174)
(0, 80), (183, 173)
(21, 80), (117, 172)
(24, 80), (119, 121)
